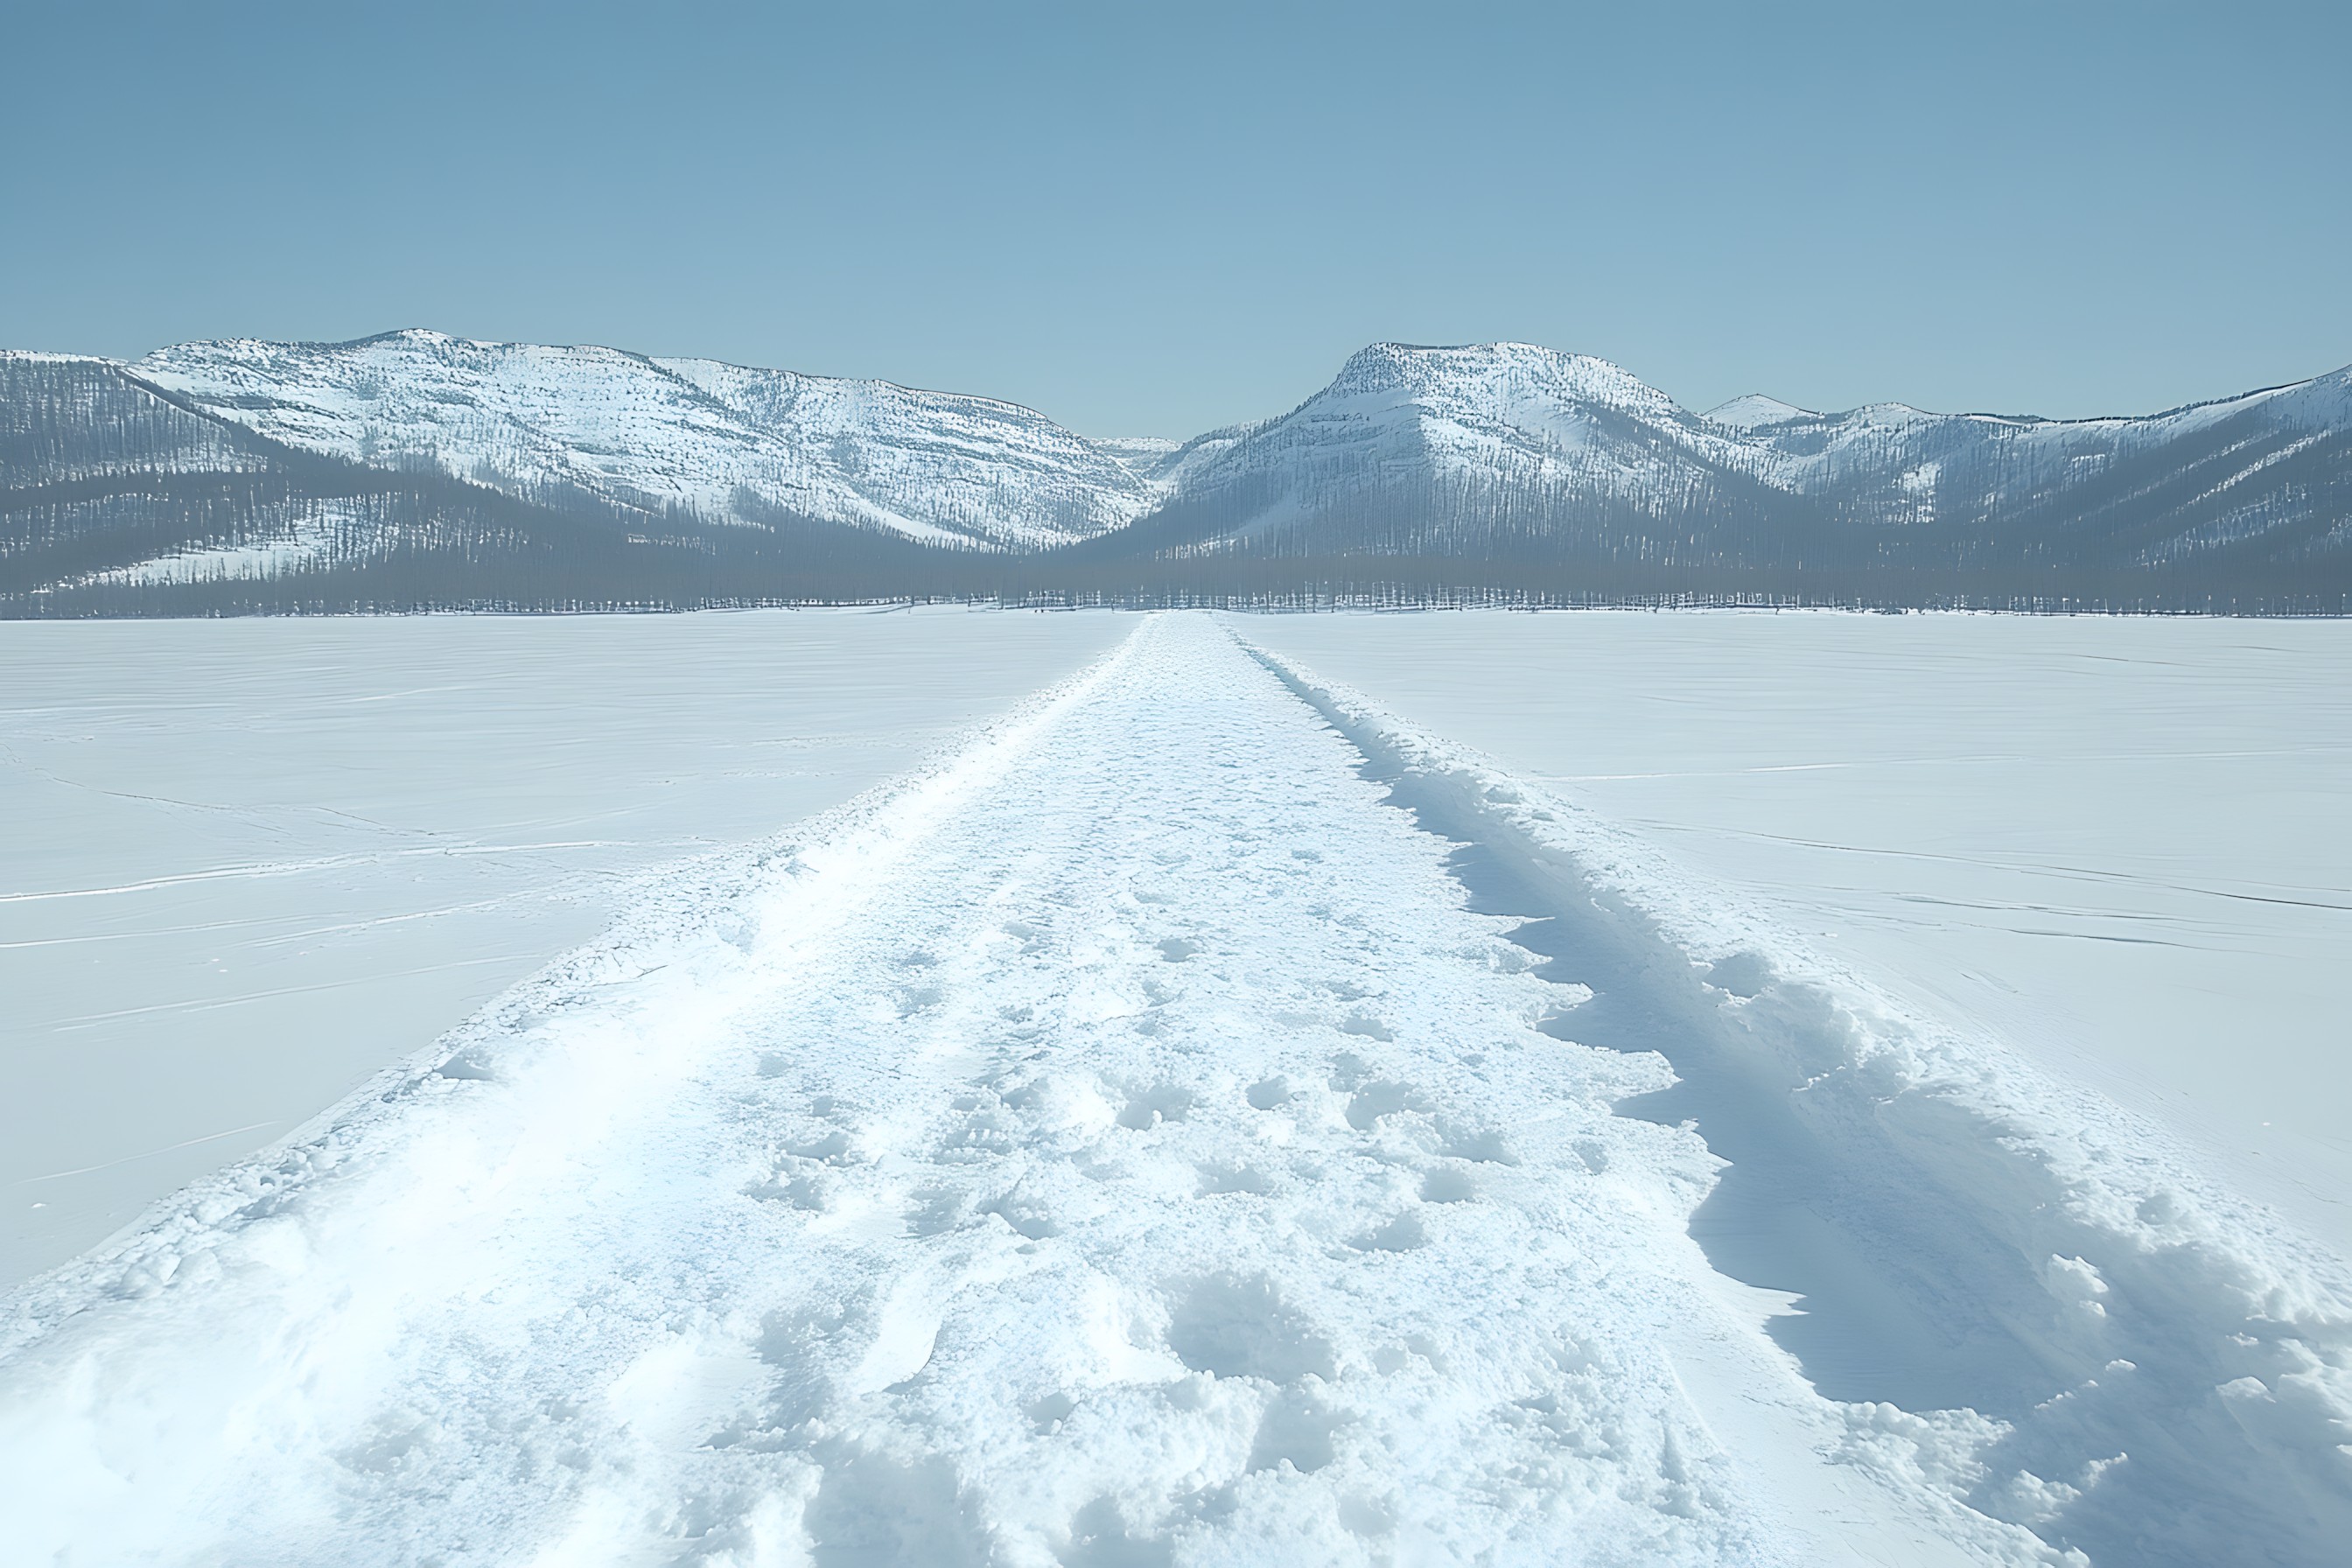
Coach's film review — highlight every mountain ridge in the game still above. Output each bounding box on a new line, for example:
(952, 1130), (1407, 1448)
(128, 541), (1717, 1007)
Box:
(6, 332), (2348, 612)
(124, 329), (1157, 550)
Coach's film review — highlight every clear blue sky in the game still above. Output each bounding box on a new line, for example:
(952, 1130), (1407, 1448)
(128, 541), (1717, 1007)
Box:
(5, 1), (2346, 437)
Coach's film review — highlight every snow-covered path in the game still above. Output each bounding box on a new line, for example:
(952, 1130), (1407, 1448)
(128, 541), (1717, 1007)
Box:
(3, 617), (2347, 1567)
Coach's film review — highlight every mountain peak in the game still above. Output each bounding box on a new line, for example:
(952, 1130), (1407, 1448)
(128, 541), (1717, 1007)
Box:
(1320, 341), (1674, 420)
(360, 327), (472, 348)
(1704, 394), (1814, 430)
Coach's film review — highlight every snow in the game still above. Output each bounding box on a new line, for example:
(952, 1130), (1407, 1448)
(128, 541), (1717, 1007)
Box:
(74, 508), (356, 585)
(4, 612), (2348, 1564)
(1704, 395), (1815, 430)
(1152, 346), (2348, 560)
(34, 334), (2344, 580)
(128, 332), (1157, 550)
(1246, 628), (2352, 1567)
(1138, 342), (2348, 557)
(1239, 610), (2352, 1264)
(1732, 368), (2348, 514)
(2133, 431), (2337, 560)
(0, 608), (1130, 1287)
(1094, 435), (1184, 482)
(1167, 342), (1766, 522)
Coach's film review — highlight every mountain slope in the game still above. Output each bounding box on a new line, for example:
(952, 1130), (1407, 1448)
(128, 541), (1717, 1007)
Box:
(4, 333), (1170, 609)
(1732, 369), (2352, 571)
(6, 332), (2349, 611)
(1086, 342), (1789, 564)
(0, 350), (411, 594)
(133, 330), (1154, 550)
(1089, 342), (2352, 597)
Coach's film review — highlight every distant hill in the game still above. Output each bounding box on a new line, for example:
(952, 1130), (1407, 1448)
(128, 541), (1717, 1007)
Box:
(7, 333), (2348, 612)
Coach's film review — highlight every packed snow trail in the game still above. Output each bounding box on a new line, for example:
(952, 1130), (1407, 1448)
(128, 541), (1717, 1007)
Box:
(1, 615), (2345, 1566)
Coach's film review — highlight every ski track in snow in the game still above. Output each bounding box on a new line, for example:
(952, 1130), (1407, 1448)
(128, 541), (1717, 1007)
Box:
(3, 615), (2348, 1567)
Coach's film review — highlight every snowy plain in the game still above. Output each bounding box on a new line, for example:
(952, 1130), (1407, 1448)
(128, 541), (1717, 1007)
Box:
(0, 609), (1129, 1286)
(1241, 611), (2352, 1259)
(0, 609), (2347, 1566)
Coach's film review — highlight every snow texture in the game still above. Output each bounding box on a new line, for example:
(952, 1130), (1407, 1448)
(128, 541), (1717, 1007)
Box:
(1256, 636), (2352, 1568)
(5, 615), (2345, 1565)
(0, 609), (1129, 1288)
(130, 331), (1159, 550)
(15, 335), (2352, 599)
(1167, 341), (2352, 526)
(1238, 610), (2352, 1261)
(1154, 341), (1769, 529)
(1704, 396), (1816, 431)
(72, 508), (362, 586)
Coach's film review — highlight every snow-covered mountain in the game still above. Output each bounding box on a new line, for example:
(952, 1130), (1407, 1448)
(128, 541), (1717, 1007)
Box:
(5, 330), (2348, 610)
(1106, 341), (2352, 589)
(1, 332), (1172, 606)
(131, 330), (1154, 550)
(1096, 342), (1788, 561)
(1727, 368), (2352, 568)
(1211, 340), (1762, 500)
(1704, 393), (1814, 430)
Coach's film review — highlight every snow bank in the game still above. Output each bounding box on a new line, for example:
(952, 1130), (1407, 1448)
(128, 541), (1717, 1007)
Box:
(1234, 610), (2352, 1259)
(1246, 636), (2352, 1567)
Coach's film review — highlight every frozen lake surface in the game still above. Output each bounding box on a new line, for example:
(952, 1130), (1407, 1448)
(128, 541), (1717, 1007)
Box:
(0, 609), (1129, 1284)
(3, 610), (2347, 1565)
(1247, 610), (2352, 1260)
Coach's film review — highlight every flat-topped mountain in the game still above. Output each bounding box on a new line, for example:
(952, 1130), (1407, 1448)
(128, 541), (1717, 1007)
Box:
(1101, 342), (2352, 589)
(1092, 341), (1786, 564)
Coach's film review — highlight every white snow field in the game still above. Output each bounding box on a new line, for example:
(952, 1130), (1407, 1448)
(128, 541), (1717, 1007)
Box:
(1239, 611), (2352, 1262)
(0, 609), (1130, 1288)
(4, 614), (2348, 1567)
